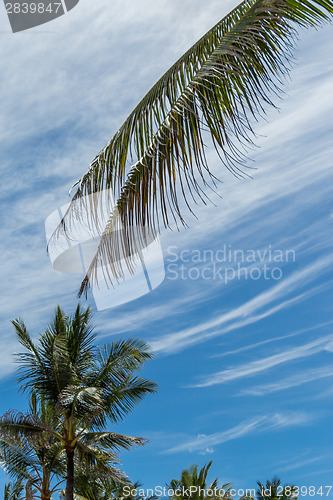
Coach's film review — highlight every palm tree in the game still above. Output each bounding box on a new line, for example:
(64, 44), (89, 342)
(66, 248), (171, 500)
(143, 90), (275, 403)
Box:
(0, 397), (65, 500)
(168, 461), (232, 500)
(1, 394), (122, 500)
(256, 477), (298, 500)
(49, 0), (333, 295)
(0, 305), (157, 500)
(1, 403), (126, 500)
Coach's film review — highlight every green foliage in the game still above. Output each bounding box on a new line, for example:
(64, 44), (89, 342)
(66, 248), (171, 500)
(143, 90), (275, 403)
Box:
(256, 477), (298, 500)
(59, 465), (131, 500)
(168, 461), (232, 500)
(0, 395), (65, 500)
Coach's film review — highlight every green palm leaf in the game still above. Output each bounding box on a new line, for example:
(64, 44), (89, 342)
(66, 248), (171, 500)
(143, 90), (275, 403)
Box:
(102, 376), (158, 424)
(14, 305), (96, 401)
(90, 339), (154, 387)
(81, 431), (147, 451)
(0, 439), (34, 481)
(0, 406), (66, 499)
(0, 410), (62, 441)
(49, 0), (333, 295)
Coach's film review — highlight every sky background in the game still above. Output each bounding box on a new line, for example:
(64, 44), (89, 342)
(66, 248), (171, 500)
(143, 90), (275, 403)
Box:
(0, 0), (332, 497)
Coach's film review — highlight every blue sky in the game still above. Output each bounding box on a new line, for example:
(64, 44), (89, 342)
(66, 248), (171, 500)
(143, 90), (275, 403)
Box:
(0, 0), (332, 498)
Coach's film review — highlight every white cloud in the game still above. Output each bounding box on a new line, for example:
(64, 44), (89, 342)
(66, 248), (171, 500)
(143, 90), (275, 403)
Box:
(192, 334), (333, 388)
(149, 256), (333, 353)
(279, 456), (324, 472)
(239, 366), (333, 396)
(213, 321), (333, 359)
(0, 0), (332, 381)
(164, 412), (312, 454)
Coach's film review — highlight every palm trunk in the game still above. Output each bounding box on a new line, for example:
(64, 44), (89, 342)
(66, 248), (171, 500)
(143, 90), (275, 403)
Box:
(65, 448), (75, 500)
(41, 476), (52, 500)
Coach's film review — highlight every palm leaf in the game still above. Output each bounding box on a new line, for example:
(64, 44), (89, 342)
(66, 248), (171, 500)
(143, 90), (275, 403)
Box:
(0, 411), (62, 441)
(81, 431), (147, 451)
(0, 439), (34, 481)
(15, 307), (96, 401)
(102, 376), (158, 424)
(90, 339), (154, 387)
(66, 305), (96, 375)
(48, 0), (333, 295)
(74, 442), (127, 483)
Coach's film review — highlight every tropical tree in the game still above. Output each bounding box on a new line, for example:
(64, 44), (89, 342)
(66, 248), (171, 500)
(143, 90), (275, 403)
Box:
(0, 405), (64, 500)
(0, 305), (157, 500)
(49, 0), (333, 295)
(168, 461), (233, 500)
(256, 477), (298, 500)
(0, 394), (124, 500)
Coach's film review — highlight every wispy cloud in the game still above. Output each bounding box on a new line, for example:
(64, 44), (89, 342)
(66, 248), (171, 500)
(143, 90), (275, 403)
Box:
(0, 0), (332, 384)
(149, 256), (333, 353)
(192, 334), (333, 388)
(278, 456), (324, 472)
(164, 412), (312, 454)
(212, 321), (333, 358)
(239, 365), (333, 396)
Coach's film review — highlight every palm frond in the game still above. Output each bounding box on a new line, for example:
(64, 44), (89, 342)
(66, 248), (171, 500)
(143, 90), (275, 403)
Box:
(0, 410), (61, 441)
(57, 385), (106, 428)
(48, 0), (333, 294)
(169, 461), (227, 500)
(15, 306), (96, 400)
(90, 339), (154, 387)
(102, 376), (158, 424)
(74, 442), (127, 483)
(0, 439), (33, 481)
(75, 440), (119, 466)
(66, 305), (96, 376)
(81, 431), (148, 451)
(56, 342), (157, 427)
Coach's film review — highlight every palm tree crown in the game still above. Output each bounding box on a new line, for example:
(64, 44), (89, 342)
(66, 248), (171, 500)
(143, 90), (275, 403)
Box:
(168, 461), (232, 500)
(256, 477), (298, 500)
